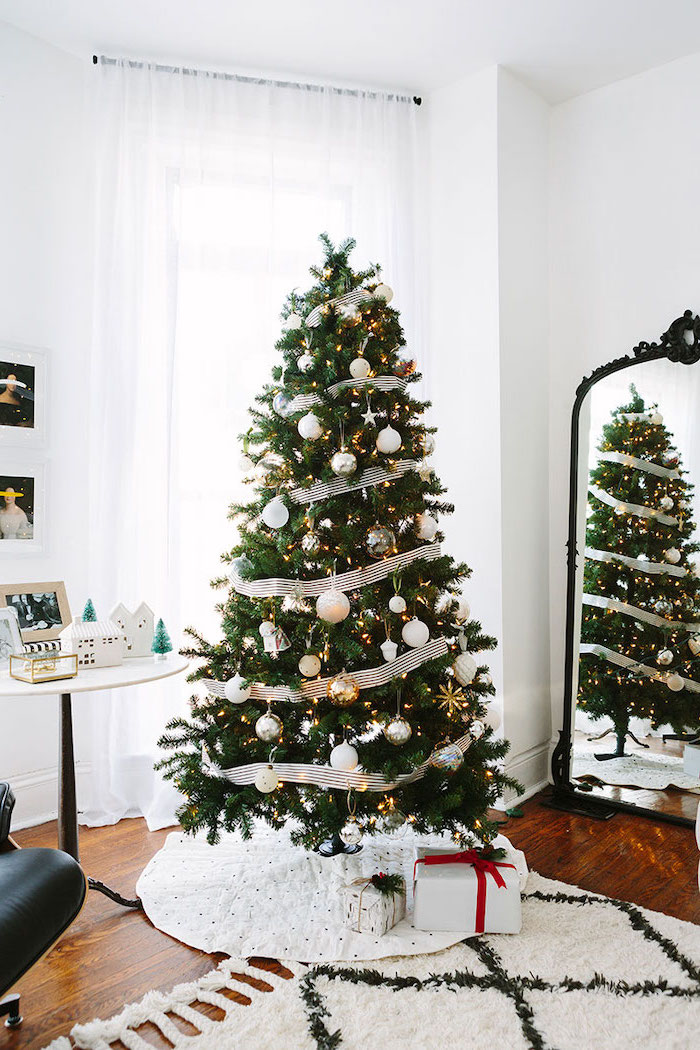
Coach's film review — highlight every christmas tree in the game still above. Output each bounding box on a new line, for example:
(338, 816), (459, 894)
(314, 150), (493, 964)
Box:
(579, 385), (700, 756)
(152, 618), (173, 658)
(158, 235), (519, 852)
(82, 598), (97, 622)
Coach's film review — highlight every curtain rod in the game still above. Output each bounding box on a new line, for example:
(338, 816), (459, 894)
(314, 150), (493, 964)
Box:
(92, 55), (422, 106)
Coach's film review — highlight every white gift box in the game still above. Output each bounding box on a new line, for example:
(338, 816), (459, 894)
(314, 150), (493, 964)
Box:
(683, 743), (700, 779)
(413, 847), (522, 934)
(342, 876), (406, 936)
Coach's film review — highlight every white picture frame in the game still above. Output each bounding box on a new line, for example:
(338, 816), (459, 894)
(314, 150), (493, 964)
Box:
(0, 606), (23, 663)
(0, 342), (47, 447)
(0, 459), (46, 555)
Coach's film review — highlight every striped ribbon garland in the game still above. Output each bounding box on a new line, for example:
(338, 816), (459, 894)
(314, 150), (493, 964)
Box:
(588, 485), (678, 526)
(202, 731), (473, 792)
(288, 459), (419, 504)
(288, 375), (408, 415)
(580, 642), (700, 693)
(619, 412), (656, 422)
(582, 592), (700, 632)
(585, 546), (689, 578)
(597, 451), (680, 480)
(230, 542), (442, 599)
(205, 637), (450, 704)
(304, 288), (372, 329)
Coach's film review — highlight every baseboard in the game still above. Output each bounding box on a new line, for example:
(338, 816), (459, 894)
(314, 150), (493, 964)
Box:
(497, 741), (550, 808)
(9, 763), (91, 830)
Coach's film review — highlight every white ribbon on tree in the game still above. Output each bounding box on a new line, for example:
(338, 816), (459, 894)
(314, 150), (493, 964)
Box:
(589, 485), (678, 526)
(206, 637), (450, 703)
(288, 459), (419, 504)
(597, 451), (680, 480)
(202, 731), (473, 792)
(304, 288), (372, 329)
(230, 543), (442, 599)
(619, 412), (655, 422)
(582, 592), (700, 632)
(580, 642), (700, 693)
(585, 546), (688, 578)
(287, 375), (408, 414)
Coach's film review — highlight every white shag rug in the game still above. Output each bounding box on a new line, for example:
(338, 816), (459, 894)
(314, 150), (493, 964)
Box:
(44, 871), (700, 1050)
(136, 827), (528, 963)
(574, 751), (700, 793)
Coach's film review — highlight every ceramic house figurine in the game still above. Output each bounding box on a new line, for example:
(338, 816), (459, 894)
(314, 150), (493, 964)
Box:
(59, 617), (126, 668)
(108, 602), (154, 658)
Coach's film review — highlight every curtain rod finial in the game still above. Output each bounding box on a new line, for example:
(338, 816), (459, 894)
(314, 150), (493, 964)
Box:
(413, 96), (422, 106)
(93, 54), (98, 65)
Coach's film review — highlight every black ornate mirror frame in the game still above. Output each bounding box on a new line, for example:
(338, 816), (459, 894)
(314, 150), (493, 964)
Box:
(549, 310), (700, 827)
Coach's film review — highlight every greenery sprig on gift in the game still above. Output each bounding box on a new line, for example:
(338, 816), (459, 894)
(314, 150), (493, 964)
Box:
(369, 872), (404, 896)
(476, 845), (507, 861)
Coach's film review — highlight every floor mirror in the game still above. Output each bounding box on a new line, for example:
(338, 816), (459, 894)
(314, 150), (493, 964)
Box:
(550, 310), (700, 827)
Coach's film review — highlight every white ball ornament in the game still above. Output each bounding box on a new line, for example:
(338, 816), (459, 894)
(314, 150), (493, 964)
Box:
(656, 649), (674, 667)
(401, 617), (429, 648)
(297, 353), (314, 372)
(330, 741), (359, 771)
(330, 449), (358, 476)
(238, 454), (254, 472)
(374, 283), (393, 303)
(470, 720), (485, 740)
(349, 357), (371, 379)
(316, 589), (351, 624)
(388, 594), (407, 614)
(261, 497), (289, 529)
(651, 412), (663, 425)
(455, 597), (471, 623)
(454, 652), (478, 686)
(297, 412), (323, 440)
(376, 426), (402, 454)
(285, 312), (303, 330)
(416, 512), (438, 540)
(664, 548), (682, 564)
(659, 496), (675, 511)
(299, 653), (322, 677)
(255, 709), (283, 743)
(666, 673), (685, 692)
(254, 764), (279, 793)
(224, 674), (252, 704)
(258, 620), (277, 637)
(484, 706), (502, 733)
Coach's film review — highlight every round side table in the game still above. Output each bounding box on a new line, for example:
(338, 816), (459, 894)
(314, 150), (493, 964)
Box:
(0, 654), (188, 908)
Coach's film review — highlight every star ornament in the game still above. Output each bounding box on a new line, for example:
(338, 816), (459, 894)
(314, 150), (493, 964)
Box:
(437, 681), (468, 719)
(361, 397), (377, 426)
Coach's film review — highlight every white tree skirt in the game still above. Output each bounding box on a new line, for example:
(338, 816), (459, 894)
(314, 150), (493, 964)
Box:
(574, 751), (700, 792)
(136, 825), (528, 963)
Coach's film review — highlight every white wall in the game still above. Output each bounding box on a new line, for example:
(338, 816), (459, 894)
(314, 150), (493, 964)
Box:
(0, 21), (91, 826)
(548, 50), (700, 742)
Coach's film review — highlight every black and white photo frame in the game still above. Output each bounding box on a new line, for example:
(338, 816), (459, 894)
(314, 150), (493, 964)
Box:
(0, 581), (71, 643)
(0, 342), (47, 447)
(0, 460), (46, 554)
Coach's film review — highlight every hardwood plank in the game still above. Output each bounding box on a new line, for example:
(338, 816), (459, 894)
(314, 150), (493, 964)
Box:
(2, 794), (698, 1050)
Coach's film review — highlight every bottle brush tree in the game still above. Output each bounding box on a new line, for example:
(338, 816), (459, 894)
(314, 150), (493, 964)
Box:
(82, 598), (97, 622)
(152, 618), (173, 658)
(158, 235), (519, 853)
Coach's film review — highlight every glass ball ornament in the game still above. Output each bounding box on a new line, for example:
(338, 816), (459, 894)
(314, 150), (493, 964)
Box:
(429, 740), (464, 773)
(259, 620), (277, 637)
(381, 807), (407, 833)
(666, 673), (685, 692)
(229, 554), (255, 580)
(417, 459), (433, 482)
(285, 312), (303, 330)
(254, 764), (279, 793)
(470, 719), (485, 740)
(316, 589), (351, 623)
(664, 547), (681, 564)
(327, 671), (360, 707)
(374, 283), (394, 303)
(383, 716), (412, 746)
(376, 425), (402, 454)
(366, 525), (396, 559)
(261, 496), (289, 529)
(663, 450), (680, 468)
(297, 412), (323, 440)
(329, 740), (359, 771)
(330, 449), (358, 477)
(349, 357), (371, 379)
(415, 512), (438, 541)
(394, 358), (416, 378)
(299, 653), (322, 677)
(688, 634), (700, 656)
(420, 433), (435, 456)
(301, 531), (320, 555)
(297, 353), (314, 372)
(255, 709), (283, 743)
(484, 705), (502, 733)
(339, 818), (363, 846)
(455, 597), (471, 623)
(224, 674), (252, 704)
(454, 652), (478, 685)
(254, 452), (285, 481)
(272, 391), (294, 417)
(656, 648), (674, 666)
(478, 672), (493, 687)
(659, 496), (675, 511)
(654, 599), (673, 616)
(401, 617), (430, 648)
(339, 302), (360, 321)
(380, 638), (398, 662)
(389, 594), (407, 614)
(238, 454), (254, 472)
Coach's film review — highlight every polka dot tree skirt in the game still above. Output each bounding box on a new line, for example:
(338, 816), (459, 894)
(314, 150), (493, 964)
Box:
(136, 825), (528, 962)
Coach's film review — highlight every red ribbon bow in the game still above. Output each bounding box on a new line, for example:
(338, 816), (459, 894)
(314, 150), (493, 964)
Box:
(414, 849), (515, 934)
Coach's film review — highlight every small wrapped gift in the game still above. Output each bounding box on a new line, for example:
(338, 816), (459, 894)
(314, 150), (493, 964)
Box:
(413, 846), (521, 934)
(342, 872), (406, 936)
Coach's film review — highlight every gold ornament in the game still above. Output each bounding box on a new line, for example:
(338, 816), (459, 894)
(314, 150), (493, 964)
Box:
(437, 681), (468, 719)
(327, 670), (360, 707)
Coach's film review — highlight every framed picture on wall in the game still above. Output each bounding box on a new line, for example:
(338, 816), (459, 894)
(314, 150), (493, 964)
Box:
(0, 581), (71, 643)
(0, 460), (46, 554)
(0, 343), (47, 446)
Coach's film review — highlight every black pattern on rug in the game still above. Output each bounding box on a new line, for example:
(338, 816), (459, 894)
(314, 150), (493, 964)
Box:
(299, 889), (700, 1050)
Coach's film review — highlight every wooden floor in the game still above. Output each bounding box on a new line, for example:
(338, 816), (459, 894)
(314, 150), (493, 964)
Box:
(3, 791), (699, 1050)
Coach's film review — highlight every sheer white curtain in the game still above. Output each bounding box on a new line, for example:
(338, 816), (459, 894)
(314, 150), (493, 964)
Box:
(82, 58), (423, 829)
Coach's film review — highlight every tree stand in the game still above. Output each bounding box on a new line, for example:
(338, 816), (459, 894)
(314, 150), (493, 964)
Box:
(592, 728), (649, 760)
(317, 832), (363, 857)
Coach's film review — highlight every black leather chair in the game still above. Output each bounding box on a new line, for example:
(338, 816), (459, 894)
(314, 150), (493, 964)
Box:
(0, 790), (87, 1028)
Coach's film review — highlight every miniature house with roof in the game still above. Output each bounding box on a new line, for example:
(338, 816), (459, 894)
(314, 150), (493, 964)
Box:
(108, 602), (154, 658)
(59, 617), (126, 668)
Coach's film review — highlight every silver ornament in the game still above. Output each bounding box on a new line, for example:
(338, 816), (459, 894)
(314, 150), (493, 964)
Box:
(659, 496), (675, 511)
(272, 391), (294, 417)
(339, 819), (363, 846)
(383, 716), (412, 746)
(420, 433), (435, 456)
(297, 353), (314, 372)
(301, 532), (320, 554)
(656, 649), (674, 666)
(330, 449), (358, 476)
(255, 708), (283, 743)
(470, 719), (485, 739)
(366, 526), (396, 559)
(254, 452), (285, 481)
(654, 600), (673, 616)
(229, 554), (255, 580)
